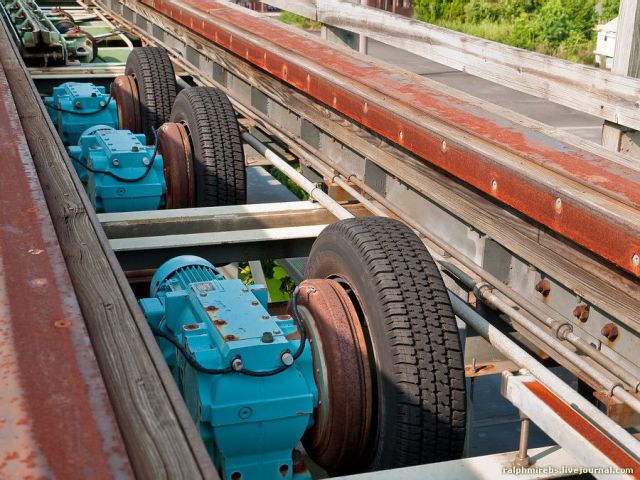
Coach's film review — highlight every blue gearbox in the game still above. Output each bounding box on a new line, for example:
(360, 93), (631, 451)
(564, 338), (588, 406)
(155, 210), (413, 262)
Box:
(45, 82), (118, 145)
(139, 256), (317, 480)
(68, 127), (165, 213)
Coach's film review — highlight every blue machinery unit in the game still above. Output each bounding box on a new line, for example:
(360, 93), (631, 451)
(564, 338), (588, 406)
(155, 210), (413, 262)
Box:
(69, 127), (166, 212)
(140, 256), (317, 480)
(46, 82), (118, 145)
(45, 81), (169, 213)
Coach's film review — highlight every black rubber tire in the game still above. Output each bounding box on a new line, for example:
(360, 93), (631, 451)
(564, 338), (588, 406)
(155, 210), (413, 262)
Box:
(170, 87), (246, 206)
(125, 46), (177, 144)
(305, 217), (466, 472)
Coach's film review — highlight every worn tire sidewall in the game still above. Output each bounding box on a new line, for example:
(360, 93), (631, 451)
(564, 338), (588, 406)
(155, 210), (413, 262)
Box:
(170, 93), (208, 206)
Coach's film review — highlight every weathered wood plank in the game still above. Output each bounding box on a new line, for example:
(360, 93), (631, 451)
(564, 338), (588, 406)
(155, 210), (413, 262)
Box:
(0, 16), (217, 480)
(256, 0), (640, 131)
(602, 0), (640, 155)
(99, 202), (367, 238)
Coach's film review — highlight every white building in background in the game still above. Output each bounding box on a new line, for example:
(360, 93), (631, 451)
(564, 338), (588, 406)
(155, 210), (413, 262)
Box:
(595, 17), (618, 69)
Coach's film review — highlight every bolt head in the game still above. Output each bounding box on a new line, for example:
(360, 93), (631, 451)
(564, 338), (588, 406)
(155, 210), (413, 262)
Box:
(633, 254), (640, 267)
(231, 357), (243, 371)
(111, 158), (120, 166)
(535, 279), (551, 297)
(554, 198), (562, 211)
(572, 304), (589, 322)
(142, 157), (150, 166)
(601, 323), (619, 341)
(281, 352), (294, 366)
(261, 331), (274, 343)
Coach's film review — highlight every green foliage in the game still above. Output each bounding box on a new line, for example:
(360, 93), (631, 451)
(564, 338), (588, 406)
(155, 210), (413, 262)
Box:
(265, 163), (309, 200)
(600, 0), (620, 21)
(239, 260), (295, 299)
(279, 11), (321, 30)
(413, 0), (609, 64)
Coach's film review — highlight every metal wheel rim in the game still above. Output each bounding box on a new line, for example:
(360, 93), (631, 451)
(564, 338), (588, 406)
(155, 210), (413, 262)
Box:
(112, 74), (141, 133)
(296, 279), (374, 474)
(157, 122), (195, 209)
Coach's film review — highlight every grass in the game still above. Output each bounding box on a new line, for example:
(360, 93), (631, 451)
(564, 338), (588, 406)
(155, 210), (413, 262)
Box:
(434, 19), (596, 64)
(436, 19), (514, 43)
(279, 11), (322, 30)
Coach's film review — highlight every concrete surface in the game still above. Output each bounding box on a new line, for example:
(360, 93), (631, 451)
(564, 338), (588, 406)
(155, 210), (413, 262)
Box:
(365, 39), (604, 143)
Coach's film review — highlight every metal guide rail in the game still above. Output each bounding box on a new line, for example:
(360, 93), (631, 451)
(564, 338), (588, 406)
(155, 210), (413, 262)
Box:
(1, 0), (640, 479)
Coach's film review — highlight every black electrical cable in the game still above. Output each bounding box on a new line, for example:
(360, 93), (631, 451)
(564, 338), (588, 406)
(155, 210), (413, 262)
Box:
(149, 324), (234, 375)
(44, 93), (113, 115)
(149, 286), (307, 377)
(70, 145), (157, 183)
(70, 128), (158, 183)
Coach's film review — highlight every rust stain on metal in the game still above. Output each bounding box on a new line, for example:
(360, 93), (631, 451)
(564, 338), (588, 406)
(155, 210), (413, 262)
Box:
(157, 122), (195, 209)
(143, 0), (640, 277)
(224, 334), (238, 341)
(524, 380), (640, 476)
(0, 62), (132, 478)
(464, 363), (494, 377)
(295, 279), (373, 475)
(111, 74), (141, 134)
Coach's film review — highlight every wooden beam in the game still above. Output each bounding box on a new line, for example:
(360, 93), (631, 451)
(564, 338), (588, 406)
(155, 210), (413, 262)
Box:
(602, 0), (640, 157)
(256, 0), (640, 132)
(0, 15), (218, 480)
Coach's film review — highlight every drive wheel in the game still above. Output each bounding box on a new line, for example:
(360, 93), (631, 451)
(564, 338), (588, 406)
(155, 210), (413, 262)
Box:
(124, 46), (177, 144)
(170, 87), (246, 206)
(305, 217), (466, 473)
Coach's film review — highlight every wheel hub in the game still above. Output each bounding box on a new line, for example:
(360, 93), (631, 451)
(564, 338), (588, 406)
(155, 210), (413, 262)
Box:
(295, 279), (374, 475)
(112, 74), (141, 134)
(157, 122), (195, 209)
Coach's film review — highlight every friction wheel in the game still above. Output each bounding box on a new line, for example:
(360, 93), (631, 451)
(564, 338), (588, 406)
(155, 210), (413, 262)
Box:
(156, 122), (195, 209)
(294, 279), (374, 476)
(114, 47), (177, 144)
(303, 217), (467, 474)
(111, 74), (141, 133)
(169, 87), (246, 206)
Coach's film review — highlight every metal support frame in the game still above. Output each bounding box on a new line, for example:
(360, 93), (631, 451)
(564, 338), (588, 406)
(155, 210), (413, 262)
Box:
(502, 372), (640, 479)
(0, 57), (131, 479)
(95, 0), (640, 380)
(99, 202), (367, 269)
(124, 0), (640, 277)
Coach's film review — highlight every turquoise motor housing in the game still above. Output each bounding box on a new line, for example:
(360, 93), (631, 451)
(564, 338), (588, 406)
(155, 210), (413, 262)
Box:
(68, 127), (166, 213)
(45, 82), (118, 145)
(140, 256), (317, 480)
